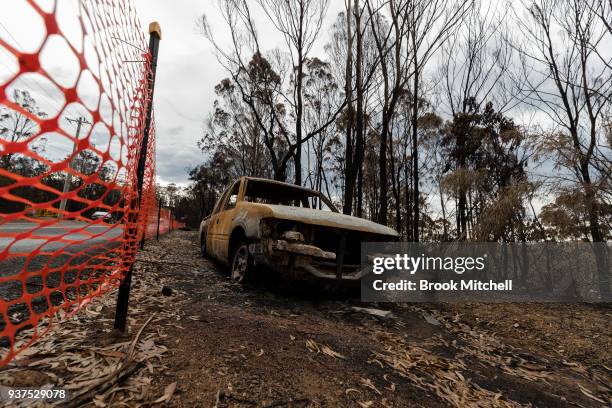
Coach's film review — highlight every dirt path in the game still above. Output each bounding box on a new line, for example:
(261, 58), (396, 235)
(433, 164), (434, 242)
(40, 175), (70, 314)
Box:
(134, 231), (610, 407)
(2, 230), (609, 407)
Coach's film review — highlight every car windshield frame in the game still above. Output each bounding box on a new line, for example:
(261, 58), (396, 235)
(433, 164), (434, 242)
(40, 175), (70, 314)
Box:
(243, 179), (339, 213)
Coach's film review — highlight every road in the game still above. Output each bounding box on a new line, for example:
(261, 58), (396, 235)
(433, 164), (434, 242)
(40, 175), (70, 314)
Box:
(0, 220), (125, 329)
(0, 220), (123, 253)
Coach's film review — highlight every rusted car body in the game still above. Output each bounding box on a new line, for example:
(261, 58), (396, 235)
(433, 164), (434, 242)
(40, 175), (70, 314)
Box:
(198, 177), (399, 282)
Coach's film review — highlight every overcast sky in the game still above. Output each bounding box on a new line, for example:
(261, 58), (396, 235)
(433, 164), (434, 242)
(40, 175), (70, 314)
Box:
(132, 0), (344, 186)
(0, 0), (343, 186)
(132, 0), (218, 186)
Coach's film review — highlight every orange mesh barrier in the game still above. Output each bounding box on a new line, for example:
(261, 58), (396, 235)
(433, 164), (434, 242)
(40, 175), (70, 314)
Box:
(0, 0), (155, 365)
(171, 216), (185, 231)
(145, 206), (169, 238)
(144, 205), (185, 239)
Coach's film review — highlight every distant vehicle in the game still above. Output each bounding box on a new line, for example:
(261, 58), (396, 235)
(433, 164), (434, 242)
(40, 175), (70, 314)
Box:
(91, 211), (113, 223)
(198, 176), (399, 283)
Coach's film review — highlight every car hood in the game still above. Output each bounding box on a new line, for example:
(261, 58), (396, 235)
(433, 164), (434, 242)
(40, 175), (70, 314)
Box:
(252, 203), (399, 237)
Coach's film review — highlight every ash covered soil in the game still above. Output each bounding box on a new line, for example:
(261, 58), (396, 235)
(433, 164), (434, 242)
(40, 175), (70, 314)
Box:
(3, 230), (610, 407)
(141, 231), (611, 407)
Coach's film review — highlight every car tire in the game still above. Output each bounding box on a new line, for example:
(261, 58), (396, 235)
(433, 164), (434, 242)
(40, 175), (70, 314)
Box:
(230, 242), (253, 283)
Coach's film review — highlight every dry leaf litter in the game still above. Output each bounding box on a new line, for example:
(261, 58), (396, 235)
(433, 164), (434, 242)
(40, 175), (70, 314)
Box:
(0, 249), (188, 407)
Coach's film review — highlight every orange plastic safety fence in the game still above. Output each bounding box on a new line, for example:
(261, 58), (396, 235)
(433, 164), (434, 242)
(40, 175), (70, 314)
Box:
(171, 215), (185, 231)
(144, 204), (185, 239)
(0, 0), (155, 366)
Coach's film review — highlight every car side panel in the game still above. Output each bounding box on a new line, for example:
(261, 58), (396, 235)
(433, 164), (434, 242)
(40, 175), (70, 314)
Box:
(207, 211), (225, 261)
(206, 179), (244, 263)
(199, 217), (210, 246)
(205, 182), (234, 261)
(216, 208), (238, 263)
(216, 179), (250, 263)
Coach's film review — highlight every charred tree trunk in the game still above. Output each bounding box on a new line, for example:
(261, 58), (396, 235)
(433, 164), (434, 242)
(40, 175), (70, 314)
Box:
(378, 121), (389, 225)
(343, 1), (355, 215)
(411, 66), (420, 242)
(294, 50), (304, 186)
(439, 181), (448, 241)
(344, 0), (365, 216)
(581, 160), (610, 299)
(404, 156), (413, 241)
(357, 164), (363, 218)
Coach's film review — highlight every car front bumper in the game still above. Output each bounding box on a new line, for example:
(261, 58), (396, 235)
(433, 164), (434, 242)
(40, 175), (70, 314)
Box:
(249, 239), (367, 281)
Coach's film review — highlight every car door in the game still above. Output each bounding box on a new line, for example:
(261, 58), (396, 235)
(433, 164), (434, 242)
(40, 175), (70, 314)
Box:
(208, 180), (240, 262)
(206, 185), (231, 260)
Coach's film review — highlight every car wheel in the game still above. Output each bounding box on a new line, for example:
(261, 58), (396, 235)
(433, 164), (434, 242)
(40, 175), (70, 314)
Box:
(230, 242), (253, 283)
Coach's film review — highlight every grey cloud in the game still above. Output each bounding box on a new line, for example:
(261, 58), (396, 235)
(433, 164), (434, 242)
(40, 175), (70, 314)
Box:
(155, 148), (202, 185)
(165, 126), (185, 136)
(131, 0), (344, 185)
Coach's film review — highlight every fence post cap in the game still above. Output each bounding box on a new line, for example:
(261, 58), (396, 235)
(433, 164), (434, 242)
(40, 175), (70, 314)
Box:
(149, 22), (162, 39)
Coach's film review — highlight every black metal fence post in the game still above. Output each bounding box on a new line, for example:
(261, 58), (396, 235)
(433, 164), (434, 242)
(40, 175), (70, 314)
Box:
(113, 22), (161, 333)
(156, 196), (162, 240)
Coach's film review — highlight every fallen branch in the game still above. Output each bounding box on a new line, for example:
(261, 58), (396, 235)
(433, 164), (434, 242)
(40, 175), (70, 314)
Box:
(62, 360), (144, 408)
(57, 314), (156, 408)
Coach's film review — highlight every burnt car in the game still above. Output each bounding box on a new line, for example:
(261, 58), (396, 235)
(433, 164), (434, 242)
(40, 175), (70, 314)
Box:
(198, 177), (399, 283)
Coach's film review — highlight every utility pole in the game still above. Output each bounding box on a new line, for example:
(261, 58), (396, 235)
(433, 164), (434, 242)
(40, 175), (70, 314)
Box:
(59, 116), (91, 218)
(114, 21), (161, 334)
